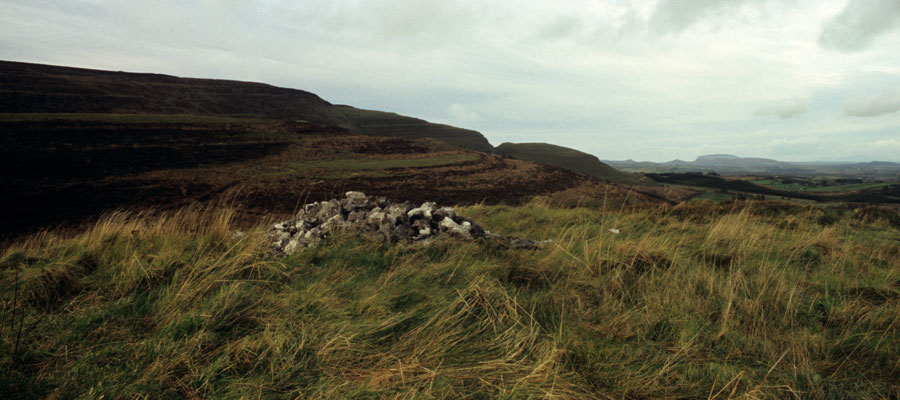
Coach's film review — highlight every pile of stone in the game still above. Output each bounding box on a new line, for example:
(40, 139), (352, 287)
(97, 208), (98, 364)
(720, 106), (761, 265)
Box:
(270, 191), (548, 254)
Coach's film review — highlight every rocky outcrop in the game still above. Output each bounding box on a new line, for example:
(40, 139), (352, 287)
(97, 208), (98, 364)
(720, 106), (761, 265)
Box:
(270, 191), (548, 254)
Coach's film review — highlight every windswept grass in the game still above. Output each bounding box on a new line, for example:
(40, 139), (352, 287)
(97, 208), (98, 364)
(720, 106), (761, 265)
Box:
(2, 201), (899, 398)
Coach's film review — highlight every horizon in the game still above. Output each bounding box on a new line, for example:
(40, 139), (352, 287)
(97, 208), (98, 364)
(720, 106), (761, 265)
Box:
(2, 1), (899, 162)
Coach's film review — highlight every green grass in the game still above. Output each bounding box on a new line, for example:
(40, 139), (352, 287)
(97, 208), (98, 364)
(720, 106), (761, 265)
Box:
(2, 201), (899, 398)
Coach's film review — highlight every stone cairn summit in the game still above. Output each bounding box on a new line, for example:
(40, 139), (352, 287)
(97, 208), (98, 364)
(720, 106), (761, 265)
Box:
(271, 191), (548, 254)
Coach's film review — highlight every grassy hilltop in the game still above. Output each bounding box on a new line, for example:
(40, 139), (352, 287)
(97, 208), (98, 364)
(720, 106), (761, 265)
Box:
(3, 60), (900, 398)
(496, 142), (642, 186)
(2, 200), (899, 398)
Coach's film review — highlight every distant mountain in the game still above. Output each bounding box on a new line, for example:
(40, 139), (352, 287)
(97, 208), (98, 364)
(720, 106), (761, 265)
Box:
(695, 154), (739, 161)
(690, 154), (793, 169)
(606, 154), (900, 178)
(496, 142), (640, 185)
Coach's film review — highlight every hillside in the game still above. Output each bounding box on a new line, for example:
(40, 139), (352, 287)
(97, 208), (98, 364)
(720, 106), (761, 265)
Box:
(333, 106), (493, 152)
(0, 61), (655, 235)
(0, 60), (491, 152)
(495, 142), (641, 185)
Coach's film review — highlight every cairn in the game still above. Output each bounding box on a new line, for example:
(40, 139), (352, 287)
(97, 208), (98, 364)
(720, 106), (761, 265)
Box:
(270, 191), (548, 254)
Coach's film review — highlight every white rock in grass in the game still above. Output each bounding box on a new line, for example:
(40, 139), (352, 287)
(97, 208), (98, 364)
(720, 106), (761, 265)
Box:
(440, 218), (472, 239)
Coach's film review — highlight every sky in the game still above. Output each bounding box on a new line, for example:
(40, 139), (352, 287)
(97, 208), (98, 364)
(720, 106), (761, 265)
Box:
(2, 0), (900, 162)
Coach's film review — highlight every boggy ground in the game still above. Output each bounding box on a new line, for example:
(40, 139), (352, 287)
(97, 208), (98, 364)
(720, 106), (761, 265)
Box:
(0, 114), (655, 237)
(1, 199), (898, 399)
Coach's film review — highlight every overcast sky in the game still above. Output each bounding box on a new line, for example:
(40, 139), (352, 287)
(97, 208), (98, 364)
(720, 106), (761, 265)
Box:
(3, 0), (900, 161)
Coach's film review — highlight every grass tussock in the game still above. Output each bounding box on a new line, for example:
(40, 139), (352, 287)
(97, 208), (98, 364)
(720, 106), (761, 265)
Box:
(2, 200), (899, 399)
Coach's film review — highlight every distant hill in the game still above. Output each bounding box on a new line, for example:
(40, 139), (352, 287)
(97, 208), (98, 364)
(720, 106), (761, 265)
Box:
(691, 154), (792, 169)
(606, 154), (900, 178)
(495, 142), (640, 185)
(695, 154), (739, 161)
(332, 106), (492, 152)
(0, 60), (492, 152)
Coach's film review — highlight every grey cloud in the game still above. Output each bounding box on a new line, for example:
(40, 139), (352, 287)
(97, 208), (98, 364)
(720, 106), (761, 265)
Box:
(649, 0), (758, 34)
(297, 0), (481, 47)
(819, 0), (900, 52)
(537, 15), (582, 41)
(844, 89), (900, 117)
(754, 99), (807, 119)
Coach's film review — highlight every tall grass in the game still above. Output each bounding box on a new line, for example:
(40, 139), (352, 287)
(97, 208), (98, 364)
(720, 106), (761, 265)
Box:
(1, 200), (898, 398)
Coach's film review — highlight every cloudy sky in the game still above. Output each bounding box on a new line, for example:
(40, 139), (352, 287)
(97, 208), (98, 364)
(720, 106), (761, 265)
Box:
(3, 0), (900, 161)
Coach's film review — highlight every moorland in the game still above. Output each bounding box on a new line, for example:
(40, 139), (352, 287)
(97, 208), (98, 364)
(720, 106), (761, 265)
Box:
(1, 61), (899, 399)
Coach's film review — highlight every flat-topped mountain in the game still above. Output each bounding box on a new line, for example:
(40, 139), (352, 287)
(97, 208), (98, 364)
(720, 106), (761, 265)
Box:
(692, 154), (791, 168)
(695, 154), (740, 161)
(0, 60), (492, 152)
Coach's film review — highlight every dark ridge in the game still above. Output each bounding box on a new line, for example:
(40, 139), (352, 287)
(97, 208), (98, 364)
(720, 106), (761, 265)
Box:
(0, 60), (492, 152)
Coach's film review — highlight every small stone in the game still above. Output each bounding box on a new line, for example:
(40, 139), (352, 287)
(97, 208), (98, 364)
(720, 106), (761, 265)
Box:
(463, 219), (486, 238)
(320, 214), (345, 231)
(283, 239), (300, 255)
(347, 210), (367, 223)
(408, 202), (436, 220)
(303, 227), (321, 240)
(343, 191), (369, 211)
(432, 207), (457, 222)
(373, 196), (388, 208)
(367, 208), (387, 226)
(440, 218), (471, 239)
(318, 199), (341, 220)
(412, 219), (432, 238)
(386, 203), (411, 225)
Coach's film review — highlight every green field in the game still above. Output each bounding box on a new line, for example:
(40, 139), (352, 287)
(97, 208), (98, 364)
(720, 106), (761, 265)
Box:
(751, 179), (893, 193)
(3, 201), (898, 398)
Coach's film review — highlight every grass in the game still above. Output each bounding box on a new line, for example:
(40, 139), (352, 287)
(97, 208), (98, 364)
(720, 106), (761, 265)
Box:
(2, 200), (899, 398)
